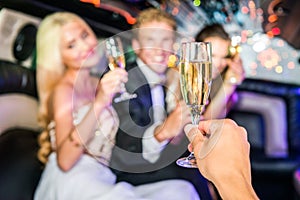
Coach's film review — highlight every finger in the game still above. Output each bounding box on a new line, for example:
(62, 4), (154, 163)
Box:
(187, 143), (193, 152)
(227, 65), (242, 75)
(198, 120), (213, 135)
(224, 118), (238, 126)
(111, 68), (127, 78)
(117, 70), (128, 83)
(113, 67), (127, 74)
(238, 126), (248, 140)
(177, 100), (187, 108)
(232, 52), (240, 61)
(122, 76), (128, 83)
(119, 82), (126, 93)
(184, 124), (198, 142)
(227, 57), (243, 69)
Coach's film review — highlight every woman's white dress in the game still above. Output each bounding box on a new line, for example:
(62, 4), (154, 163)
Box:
(34, 105), (142, 200)
(34, 105), (200, 200)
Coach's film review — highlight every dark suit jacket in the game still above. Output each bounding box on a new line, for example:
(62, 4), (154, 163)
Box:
(110, 60), (212, 199)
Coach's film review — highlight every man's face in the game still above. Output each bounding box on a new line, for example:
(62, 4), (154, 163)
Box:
(132, 21), (175, 75)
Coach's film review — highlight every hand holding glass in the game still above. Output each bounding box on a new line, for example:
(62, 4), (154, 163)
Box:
(105, 36), (137, 103)
(176, 42), (212, 168)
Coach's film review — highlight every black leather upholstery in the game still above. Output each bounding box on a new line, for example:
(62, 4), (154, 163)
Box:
(0, 60), (37, 97)
(0, 60), (42, 200)
(0, 129), (42, 200)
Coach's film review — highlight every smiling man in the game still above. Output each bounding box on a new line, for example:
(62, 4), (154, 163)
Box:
(110, 8), (212, 200)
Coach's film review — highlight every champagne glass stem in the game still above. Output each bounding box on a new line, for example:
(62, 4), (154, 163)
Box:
(176, 105), (203, 168)
(190, 105), (203, 125)
(180, 105), (203, 168)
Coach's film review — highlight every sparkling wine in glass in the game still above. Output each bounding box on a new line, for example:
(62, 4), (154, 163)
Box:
(105, 36), (137, 103)
(176, 42), (212, 168)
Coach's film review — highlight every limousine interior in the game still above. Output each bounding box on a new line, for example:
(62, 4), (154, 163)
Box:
(0, 0), (300, 199)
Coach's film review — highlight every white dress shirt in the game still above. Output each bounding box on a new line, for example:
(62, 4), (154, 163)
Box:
(136, 58), (169, 163)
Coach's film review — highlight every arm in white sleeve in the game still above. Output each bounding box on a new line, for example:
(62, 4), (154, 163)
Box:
(142, 121), (169, 163)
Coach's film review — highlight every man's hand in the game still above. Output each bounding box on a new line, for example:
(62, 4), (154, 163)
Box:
(185, 119), (259, 200)
(154, 100), (191, 142)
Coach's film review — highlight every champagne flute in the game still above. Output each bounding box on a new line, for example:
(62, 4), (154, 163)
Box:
(105, 36), (137, 103)
(176, 42), (212, 168)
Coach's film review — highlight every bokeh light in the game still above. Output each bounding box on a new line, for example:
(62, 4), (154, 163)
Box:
(193, 0), (201, 7)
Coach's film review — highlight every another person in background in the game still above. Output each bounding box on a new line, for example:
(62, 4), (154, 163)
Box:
(260, 0), (300, 50)
(110, 8), (211, 200)
(195, 24), (245, 119)
(34, 12), (145, 200)
(184, 119), (259, 200)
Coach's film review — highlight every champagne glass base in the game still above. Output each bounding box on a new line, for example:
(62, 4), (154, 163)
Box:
(176, 153), (198, 168)
(114, 92), (137, 103)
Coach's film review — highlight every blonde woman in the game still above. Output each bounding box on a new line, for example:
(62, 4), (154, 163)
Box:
(34, 12), (143, 200)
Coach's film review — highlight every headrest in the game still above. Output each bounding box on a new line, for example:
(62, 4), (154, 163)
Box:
(0, 60), (37, 98)
(0, 60), (39, 133)
(0, 94), (40, 134)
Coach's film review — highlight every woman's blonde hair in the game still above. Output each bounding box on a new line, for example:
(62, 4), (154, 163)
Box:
(36, 12), (95, 164)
